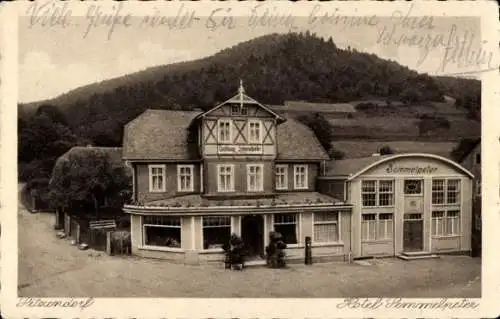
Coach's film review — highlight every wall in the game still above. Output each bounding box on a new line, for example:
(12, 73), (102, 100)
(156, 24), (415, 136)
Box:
(204, 160), (274, 194)
(274, 163), (319, 192)
(135, 163), (201, 203)
(129, 210), (351, 264)
(130, 214), (197, 263)
(317, 178), (346, 201)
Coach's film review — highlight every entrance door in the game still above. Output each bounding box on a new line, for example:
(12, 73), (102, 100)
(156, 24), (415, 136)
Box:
(403, 179), (424, 252)
(403, 213), (424, 251)
(241, 215), (265, 258)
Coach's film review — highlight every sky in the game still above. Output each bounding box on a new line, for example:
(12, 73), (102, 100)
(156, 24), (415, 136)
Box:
(18, 4), (488, 103)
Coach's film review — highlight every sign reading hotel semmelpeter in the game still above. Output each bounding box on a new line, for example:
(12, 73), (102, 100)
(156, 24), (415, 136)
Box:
(386, 163), (438, 174)
(218, 145), (263, 154)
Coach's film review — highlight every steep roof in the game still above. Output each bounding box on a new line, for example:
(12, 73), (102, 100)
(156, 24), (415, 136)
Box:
(276, 118), (329, 161)
(196, 81), (284, 122)
(123, 109), (329, 161)
(323, 153), (474, 180)
(123, 109), (202, 161)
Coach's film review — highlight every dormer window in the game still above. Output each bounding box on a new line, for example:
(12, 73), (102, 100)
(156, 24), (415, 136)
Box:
(231, 105), (248, 115)
(218, 119), (231, 143)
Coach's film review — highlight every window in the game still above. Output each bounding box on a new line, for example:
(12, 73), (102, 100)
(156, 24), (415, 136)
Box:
(475, 180), (481, 197)
(432, 179), (461, 205)
(362, 181), (376, 206)
(361, 213), (393, 241)
(203, 216), (231, 250)
(432, 210), (460, 236)
(361, 180), (394, 207)
(275, 165), (288, 190)
(274, 213), (298, 244)
(143, 216), (181, 248)
(248, 120), (262, 143)
(149, 165), (166, 192)
(313, 212), (339, 243)
(217, 164), (234, 192)
(294, 165), (308, 190)
(177, 165), (194, 192)
(379, 180), (394, 206)
(218, 120), (231, 143)
(404, 179), (422, 195)
(446, 179), (460, 204)
(432, 179), (445, 204)
(231, 105), (248, 115)
(247, 164), (264, 192)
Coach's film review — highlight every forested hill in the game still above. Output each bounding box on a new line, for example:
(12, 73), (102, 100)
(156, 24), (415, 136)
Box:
(19, 32), (479, 146)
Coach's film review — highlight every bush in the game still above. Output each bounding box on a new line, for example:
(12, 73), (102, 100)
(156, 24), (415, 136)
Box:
(379, 145), (394, 155)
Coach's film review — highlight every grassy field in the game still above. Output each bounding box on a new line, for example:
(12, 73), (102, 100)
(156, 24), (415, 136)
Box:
(327, 117), (480, 140)
(331, 140), (459, 158)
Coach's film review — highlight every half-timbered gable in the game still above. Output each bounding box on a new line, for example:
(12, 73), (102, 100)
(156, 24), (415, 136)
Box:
(198, 81), (284, 159)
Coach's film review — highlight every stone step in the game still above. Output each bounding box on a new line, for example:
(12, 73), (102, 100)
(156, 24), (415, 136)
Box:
(402, 251), (435, 257)
(397, 253), (439, 261)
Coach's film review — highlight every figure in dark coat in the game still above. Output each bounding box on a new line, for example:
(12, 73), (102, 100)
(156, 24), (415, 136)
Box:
(224, 233), (246, 270)
(266, 231), (287, 268)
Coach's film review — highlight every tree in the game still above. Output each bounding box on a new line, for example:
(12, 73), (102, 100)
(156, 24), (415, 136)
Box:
(399, 87), (423, 105)
(379, 145), (394, 155)
(296, 112), (344, 159)
(296, 113), (333, 153)
(49, 150), (131, 218)
(35, 104), (68, 126)
(18, 112), (80, 183)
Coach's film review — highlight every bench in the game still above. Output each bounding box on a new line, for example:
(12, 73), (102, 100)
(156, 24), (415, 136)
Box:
(89, 219), (117, 230)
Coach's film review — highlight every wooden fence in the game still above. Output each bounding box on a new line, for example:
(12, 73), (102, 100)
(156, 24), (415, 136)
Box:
(61, 213), (131, 256)
(86, 220), (117, 252)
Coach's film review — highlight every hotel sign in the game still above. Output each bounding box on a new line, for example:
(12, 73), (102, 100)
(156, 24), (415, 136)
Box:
(386, 164), (438, 175)
(218, 144), (263, 154)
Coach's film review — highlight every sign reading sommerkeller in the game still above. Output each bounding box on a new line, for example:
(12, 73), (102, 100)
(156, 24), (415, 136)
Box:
(386, 164), (438, 175)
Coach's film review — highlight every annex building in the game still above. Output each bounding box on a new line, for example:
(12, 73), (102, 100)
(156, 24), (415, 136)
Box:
(318, 154), (474, 258)
(122, 83), (474, 264)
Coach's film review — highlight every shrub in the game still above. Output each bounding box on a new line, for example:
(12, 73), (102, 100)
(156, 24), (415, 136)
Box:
(379, 145), (394, 155)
